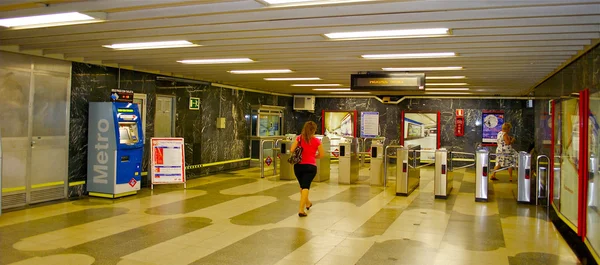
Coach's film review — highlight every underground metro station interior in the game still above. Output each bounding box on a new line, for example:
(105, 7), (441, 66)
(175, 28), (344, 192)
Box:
(1, 1), (600, 264)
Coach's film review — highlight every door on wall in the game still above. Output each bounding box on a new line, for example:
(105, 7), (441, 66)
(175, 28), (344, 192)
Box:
(155, 95), (175, 137)
(0, 52), (70, 209)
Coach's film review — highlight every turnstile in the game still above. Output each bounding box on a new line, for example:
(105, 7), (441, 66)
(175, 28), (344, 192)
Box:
(314, 135), (331, 182)
(434, 149), (453, 199)
(0, 131), (3, 215)
(536, 155), (550, 206)
(475, 148), (490, 202)
(589, 153), (598, 208)
(339, 139), (359, 184)
(396, 145), (420, 196)
(517, 151), (533, 204)
(279, 140), (296, 180)
(370, 142), (384, 186)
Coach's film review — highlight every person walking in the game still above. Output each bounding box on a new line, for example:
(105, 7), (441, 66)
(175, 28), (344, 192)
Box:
(290, 121), (325, 217)
(491, 122), (516, 181)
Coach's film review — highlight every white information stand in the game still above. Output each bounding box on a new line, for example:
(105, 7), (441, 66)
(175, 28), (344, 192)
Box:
(150, 138), (186, 189)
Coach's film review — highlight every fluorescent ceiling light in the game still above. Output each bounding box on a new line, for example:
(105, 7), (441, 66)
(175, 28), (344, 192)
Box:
(382, 66), (463, 71)
(362, 52), (456, 59)
(177, 58), (253, 64)
(229, 69), (293, 74)
(312, 88), (351, 91)
(325, 28), (450, 40)
(103, 40), (199, 50)
(0, 12), (105, 29)
(330, 91), (371, 94)
(425, 88), (470, 91)
(264, 77), (321, 81)
(424, 92), (472, 95)
(292, 84), (341, 87)
(260, 0), (374, 7)
(426, 83), (468, 86)
(426, 76), (466, 80)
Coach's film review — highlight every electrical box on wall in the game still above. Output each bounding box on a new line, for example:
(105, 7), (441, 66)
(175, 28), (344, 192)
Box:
(293, 95), (315, 112)
(217, 117), (226, 129)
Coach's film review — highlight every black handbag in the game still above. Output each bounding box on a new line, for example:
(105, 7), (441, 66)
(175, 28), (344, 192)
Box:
(288, 139), (303, 164)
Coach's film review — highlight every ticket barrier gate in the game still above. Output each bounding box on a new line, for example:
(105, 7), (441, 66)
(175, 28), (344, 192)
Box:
(278, 140), (296, 180)
(396, 146), (421, 196)
(517, 151), (534, 204)
(475, 148), (490, 202)
(434, 149), (453, 199)
(314, 135), (331, 182)
(370, 142), (384, 186)
(339, 139), (359, 184)
(589, 153), (598, 208)
(536, 155), (550, 207)
(260, 139), (277, 179)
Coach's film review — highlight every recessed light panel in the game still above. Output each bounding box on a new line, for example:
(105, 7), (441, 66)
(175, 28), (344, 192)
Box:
(325, 28), (450, 40)
(177, 58), (254, 64)
(103, 40), (199, 50)
(425, 88), (470, 91)
(362, 52), (456, 59)
(260, 0), (374, 7)
(382, 66), (463, 71)
(265, 77), (322, 81)
(426, 83), (468, 86)
(292, 84), (341, 87)
(312, 88), (351, 91)
(426, 76), (466, 80)
(0, 12), (105, 29)
(229, 69), (293, 74)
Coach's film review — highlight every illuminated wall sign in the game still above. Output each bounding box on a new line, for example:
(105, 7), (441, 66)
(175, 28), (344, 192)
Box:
(351, 73), (425, 91)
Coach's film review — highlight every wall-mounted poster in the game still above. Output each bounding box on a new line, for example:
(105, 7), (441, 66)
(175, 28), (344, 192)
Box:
(322, 110), (356, 137)
(360, 112), (379, 138)
(482, 111), (505, 144)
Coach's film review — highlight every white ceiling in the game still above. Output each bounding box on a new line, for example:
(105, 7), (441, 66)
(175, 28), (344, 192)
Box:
(1, 0), (599, 96)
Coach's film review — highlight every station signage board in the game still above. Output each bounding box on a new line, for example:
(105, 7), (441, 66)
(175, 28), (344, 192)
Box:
(351, 73), (425, 91)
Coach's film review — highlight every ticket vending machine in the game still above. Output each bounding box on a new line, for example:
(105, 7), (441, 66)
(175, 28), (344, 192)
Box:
(370, 140), (384, 186)
(87, 102), (144, 198)
(339, 138), (359, 184)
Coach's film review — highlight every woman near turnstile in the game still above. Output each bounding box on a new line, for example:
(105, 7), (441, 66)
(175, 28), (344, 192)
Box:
(290, 121), (325, 217)
(491, 123), (516, 181)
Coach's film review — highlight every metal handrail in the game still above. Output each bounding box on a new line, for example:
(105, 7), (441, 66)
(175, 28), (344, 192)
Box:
(537, 155), (550, 207)
(384, 145), (404, 188)
(260, 139), (275, 179)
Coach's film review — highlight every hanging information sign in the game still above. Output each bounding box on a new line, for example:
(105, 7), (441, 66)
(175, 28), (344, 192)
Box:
(150, 138), (186, 189)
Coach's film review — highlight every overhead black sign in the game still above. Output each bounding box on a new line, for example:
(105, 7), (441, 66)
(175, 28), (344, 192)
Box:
(351, 73), (425, 91)
(110, 89), (134, 103)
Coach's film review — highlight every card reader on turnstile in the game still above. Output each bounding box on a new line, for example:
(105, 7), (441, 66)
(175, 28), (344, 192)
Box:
(87, 102), (144, 198)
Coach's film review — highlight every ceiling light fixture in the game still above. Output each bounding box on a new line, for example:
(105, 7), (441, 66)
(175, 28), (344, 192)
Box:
(312, 88), (351, 91)
(382, 66), (463, 71)
(228, 69), (293, 74)
(426, 76), (466, 80)
(260, 0), (374, 7)
(177, 58), (254, 64)
(425, 88), (470, 91)
(292, 84), (341, 87)
(424, 92), (472, 95)
(362, 52), (456, 59)
(325, 28), (450, 40)
(103, 40), (199, 50)
(330, 92), (371, 94)
(426, 83), (468, 86)
(264, 77), (322, 81)
(0, 12), (106, 29)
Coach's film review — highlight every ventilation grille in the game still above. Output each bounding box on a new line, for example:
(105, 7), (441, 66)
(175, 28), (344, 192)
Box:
(2, 193), (26, 209)
(30, 187), (64, 204)
(294, 97), (306, 108)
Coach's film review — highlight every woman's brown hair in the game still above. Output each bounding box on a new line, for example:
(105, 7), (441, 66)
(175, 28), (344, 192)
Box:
(301, 121), (317, 143)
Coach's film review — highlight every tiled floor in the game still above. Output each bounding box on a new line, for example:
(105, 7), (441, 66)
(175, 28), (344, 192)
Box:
(0, 164), (581, 265)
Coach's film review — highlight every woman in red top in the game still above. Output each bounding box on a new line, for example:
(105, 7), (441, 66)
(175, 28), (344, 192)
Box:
(290, 121), (325, 217)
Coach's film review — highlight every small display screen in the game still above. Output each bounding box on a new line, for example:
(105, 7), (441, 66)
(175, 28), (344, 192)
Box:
(117, 108), (134, 113)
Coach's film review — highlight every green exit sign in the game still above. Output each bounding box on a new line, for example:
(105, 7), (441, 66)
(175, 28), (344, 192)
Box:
(189, 97), (200, 110)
